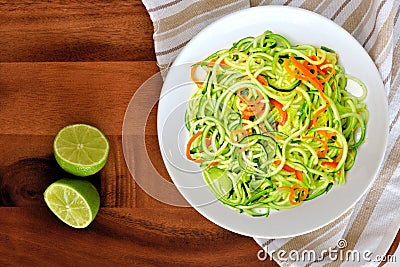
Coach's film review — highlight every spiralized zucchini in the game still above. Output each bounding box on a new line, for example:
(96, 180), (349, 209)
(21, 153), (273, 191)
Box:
(185, 30), (368, 217)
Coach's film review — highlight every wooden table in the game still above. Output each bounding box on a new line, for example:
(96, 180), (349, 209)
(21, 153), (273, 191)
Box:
(0, 1), (397, 266)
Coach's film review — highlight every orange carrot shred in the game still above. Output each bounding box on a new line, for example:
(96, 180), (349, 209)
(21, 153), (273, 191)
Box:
(321, 161), (338, 168)
(270, 99), (288, 126)
(273, 160), (295, 172)
(295, 170), (304, 182)
(302, 136), (328, 158)
(208, 161), (219, 167)
(186, 131), (203, 161)
(289, 184), (309, 205)
(256, 75), (269, 86)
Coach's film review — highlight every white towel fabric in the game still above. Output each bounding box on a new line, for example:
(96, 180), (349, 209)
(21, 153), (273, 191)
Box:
(142, 0), (400, 266)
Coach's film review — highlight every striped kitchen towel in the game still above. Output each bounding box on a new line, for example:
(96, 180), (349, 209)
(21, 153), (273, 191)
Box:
(142, 0), (400, 266)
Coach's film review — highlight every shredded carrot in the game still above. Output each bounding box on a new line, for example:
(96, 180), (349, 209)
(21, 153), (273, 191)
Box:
(317, 130), (336, 139)
(241, 103), (265, 118)
(317, 68), (326, 76)
(190, 62), (204, 87)
(310, 55), (336, 80)
(321, 161), (338, 168)
(319, 66), (335, 83)
(256, 75), (269, 86)
(303, 60), (318, 77)
(290, 56), (324, 90)
(286, 56), (333, 105)
(241, 109), (255, 117)
(237, 89), (266, 120)
(283, 59), (307, 80)
(289, 57), (332, 132)
(207, 58), (228, 67)
(289, 185), (309, 205)
(186, 131), (203, 161)
(335, 139), (344, 161)
(311, 105), (329, 128)
(302, 136), (328, 157)
(310, 55), (326, 74)
(336, 148), (344, 161)
(320, 130), (343, 161)
(295, 170), (304, 182)
(273, 160), (295, 172)
(270, 99), (288, 125)
(208, 161), (219, 167)
(274, 161), (304, 183)
(289, 184), (298, 205)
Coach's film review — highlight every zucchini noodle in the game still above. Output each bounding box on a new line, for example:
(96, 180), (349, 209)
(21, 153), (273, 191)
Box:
(185, 30), (368, 217)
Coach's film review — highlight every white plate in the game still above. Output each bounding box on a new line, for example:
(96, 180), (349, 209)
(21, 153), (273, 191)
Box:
(157, 6), (388, 238)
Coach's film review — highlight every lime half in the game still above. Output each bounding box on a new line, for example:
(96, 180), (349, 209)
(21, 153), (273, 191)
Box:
(54, 124), (109, 177)
(44, 178), (100, 228)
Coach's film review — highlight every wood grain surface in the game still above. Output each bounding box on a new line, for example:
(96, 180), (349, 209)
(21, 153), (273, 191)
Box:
(0, 1), (155, 62)
(0, 1), (397, 266)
